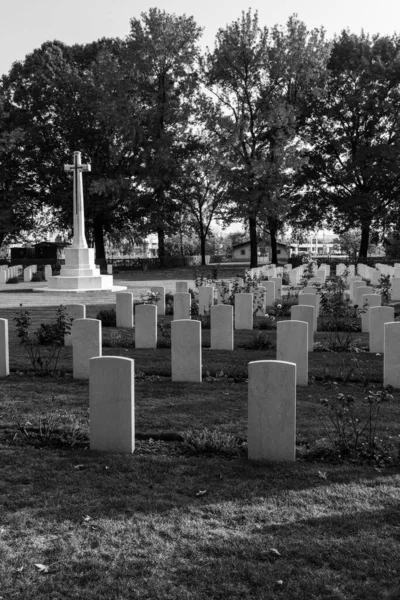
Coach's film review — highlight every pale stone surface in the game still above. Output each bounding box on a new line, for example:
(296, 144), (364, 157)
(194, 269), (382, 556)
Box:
(171, 320), (201, 382)
(271, 277), (282, 298)
(176, 281), (189, 293)
(0, 271), (7, 283)
(44, 265), (52, 280)
(298, 293), (318, 330)
(370, 270), (381, 286)
(384, 322), (400, 389)
(277, 320), (308, 385)
(116, 292), (134, 328)
(361, 294), (381, 332)
(248, 360), (296, 462)
(64, 303), (86, 346)
(72, 318), (102, 379)
(151, 286), (166, 316)
(291, 305), (314, 352)
(135, 304), (157, 349)
(264, 281), (275, 306)
(235, 293), (253, 330)
(336, 263), (346, 276)
(391, 278), (400, 301)
(107, 264), (113, 274)
(0, 319), (9, 377)
(289, 270), (299, 286)
(198, 286), (213, 315)
(23, 267), (32, 282)
(211, 304), (233, 350)
(369, 306), (395, 353)
(316, 269), (326, 283)
(350, 280), (365, 302)
(90, 356), (134, 453)
(45, 152), (119, 292)
(354, 286), (370, 307)
(174, 292), (191, 320)
(31, 265), (37, 273)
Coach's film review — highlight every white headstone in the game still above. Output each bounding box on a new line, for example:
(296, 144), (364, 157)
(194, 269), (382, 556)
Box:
(72, 318), (102, 379)
(151, 286), (166, 316)
(23, 267), (32, 282)
(171, 320), (201, 382)
(64, 304), (86, 346)
(384, 322), (400, 389)
(248, 360), (296, 461)
(198, 286), (213, 315)
(0, 319), (9, 377)
(271, 277), (282, 298)
(0, 271), (7, 284)
(277, 320), (308, 385)
(176, 281), (189, 293)
(135, 304), (157, 349)
(90, 356), (134, 453)
(354, 285), (370, 307)
(211, 304), (234, 350)
(391, 278), (400, 301)
(235, 293), (253, 330)
(174, 292), (191, 320)
(264, 280), (276, 306)
(369, 306), (395, 353)
(116, 292), (134, 328)
(291, 305), (314, 351)
(361, 294), (381, 333)
(298, 293), (318, 330)
(107, 264), (113, 274)
(44, 265), (52, 280)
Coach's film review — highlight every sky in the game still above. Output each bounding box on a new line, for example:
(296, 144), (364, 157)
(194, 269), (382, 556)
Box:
(1, 0), (400, 77)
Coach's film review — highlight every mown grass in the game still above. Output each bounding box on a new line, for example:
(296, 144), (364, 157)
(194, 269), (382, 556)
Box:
(1, 303), (400, 599)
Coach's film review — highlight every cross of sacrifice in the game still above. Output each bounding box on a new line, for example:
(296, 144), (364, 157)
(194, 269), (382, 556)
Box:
(64, 151), (91, 248)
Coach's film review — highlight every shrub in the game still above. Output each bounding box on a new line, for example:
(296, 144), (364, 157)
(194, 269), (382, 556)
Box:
(96, 308), (116, 327)
(165, 293), (174, 315)
(317, 387), (395, 464)
(182, 428), (245, 456)
(318, 273), (361, 351)
(6, 276), (19, 284)
(31, 271), (44, 282)
(244, 332), (275, 350)
(377, 274), (391, 306)
(14, 306), (73, 376)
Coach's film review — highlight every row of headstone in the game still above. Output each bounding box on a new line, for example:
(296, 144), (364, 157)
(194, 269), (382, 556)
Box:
(0, 265), (23, 283)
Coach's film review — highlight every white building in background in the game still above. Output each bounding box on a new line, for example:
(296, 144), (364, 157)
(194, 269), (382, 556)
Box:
(290, 231), (339, 256)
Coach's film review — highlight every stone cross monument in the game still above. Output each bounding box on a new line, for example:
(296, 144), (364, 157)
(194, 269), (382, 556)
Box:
(41, 151), (125, 292)
(64, 151), (90, 249)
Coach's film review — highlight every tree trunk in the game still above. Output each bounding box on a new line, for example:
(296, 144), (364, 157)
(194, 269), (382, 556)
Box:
(157, 227), (165, 267)
(200, 234), (206, 266)
(268, 217), (278, 264)
(93, 216), (105, 261)
(249, 216), (258, 268)
(358, 223), (370, 260)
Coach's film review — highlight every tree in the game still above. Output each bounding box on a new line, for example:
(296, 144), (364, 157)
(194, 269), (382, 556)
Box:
(202, 11), (329, 266)
(174, 141), (229, 264)
(298, 31), (400, 259)
(120, 8), (203, 266)
(3, 38), (137, 259)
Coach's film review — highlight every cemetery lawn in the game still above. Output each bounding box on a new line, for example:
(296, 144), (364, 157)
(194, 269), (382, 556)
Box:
(1, 306), (400, 598)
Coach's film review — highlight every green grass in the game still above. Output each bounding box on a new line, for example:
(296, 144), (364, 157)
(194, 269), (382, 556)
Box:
(1, 304), (400, 599)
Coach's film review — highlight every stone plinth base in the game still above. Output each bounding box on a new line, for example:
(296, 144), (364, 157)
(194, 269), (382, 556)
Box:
(36, 246), (126, 292)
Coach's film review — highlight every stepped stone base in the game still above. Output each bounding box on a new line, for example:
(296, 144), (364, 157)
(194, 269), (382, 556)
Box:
(35, 246), (126, 293)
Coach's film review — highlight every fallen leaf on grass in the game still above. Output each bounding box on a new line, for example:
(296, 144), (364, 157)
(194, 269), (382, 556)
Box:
(74, 464), (85, 470)
(269, 548), (281, 557)
(195, 490), (207, 497)
(318, 470), (328, 480)
(276, 580), (283, 585)
(82, 515), (91, 522)
(34, 563), (49, 574)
